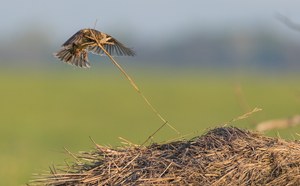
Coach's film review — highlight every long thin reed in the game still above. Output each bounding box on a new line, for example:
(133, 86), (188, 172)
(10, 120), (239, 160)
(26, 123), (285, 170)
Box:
(88, 30), (179, 145)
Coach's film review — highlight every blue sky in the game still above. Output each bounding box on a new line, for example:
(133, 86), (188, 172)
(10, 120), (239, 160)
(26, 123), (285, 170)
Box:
(2, 0), (300, 42)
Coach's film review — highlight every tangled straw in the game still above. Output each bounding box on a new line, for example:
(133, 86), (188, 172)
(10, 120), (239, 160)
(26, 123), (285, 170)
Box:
(29, 127), (300, 185)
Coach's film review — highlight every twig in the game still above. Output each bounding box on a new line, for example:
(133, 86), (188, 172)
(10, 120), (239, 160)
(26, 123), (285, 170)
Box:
(64, 147), (81, 163)
(159, 162), (173, 177)
(227, 107), (262, 123)
(140, 120), (169, 146)
(118, 137), (139, 147)
(234, 83), (257, 125)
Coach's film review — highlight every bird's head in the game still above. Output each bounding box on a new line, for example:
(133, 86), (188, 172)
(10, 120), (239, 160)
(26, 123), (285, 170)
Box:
(82, 28), (91, 33)
(81, 28), (99, 39)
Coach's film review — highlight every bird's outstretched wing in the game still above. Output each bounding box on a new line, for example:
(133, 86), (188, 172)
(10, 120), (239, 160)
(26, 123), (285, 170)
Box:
(88, 39), (136, 57)
(54, 29), (91, 68)
(62, 30), (86, 46)
(86, 29), (135, 56)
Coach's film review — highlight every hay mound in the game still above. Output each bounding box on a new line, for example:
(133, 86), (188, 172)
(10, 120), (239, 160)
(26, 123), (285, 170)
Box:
(31, 127), (300, 185)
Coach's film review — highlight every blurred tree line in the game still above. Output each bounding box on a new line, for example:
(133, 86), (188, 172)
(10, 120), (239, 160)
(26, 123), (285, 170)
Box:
(1, 26), (300, 70)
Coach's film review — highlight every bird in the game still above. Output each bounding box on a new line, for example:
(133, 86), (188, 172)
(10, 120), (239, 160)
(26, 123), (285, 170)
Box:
(54, 28), (135, 68)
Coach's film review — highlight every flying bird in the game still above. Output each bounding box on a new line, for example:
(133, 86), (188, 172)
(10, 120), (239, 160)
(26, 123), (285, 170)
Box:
(54, 28), (177, 140)
(54, 28), (135, 68)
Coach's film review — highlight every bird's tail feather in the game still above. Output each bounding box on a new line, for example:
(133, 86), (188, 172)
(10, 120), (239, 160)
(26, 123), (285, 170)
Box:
(54, 48), (90, 68)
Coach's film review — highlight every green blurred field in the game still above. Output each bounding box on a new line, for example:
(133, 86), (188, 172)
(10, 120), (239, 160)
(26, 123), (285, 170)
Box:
(0, 67), (299, 185)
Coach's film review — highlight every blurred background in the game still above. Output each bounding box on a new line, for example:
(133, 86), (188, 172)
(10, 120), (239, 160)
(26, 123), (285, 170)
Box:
(1, 0), (300, 185)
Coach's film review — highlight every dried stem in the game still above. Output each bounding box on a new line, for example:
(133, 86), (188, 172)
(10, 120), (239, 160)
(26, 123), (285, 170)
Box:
(88, 29), (179, 145)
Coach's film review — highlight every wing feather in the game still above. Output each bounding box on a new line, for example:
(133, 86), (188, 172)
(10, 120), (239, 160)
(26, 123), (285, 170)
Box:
(62, 30), (85, 46)
(54, 48), (90, 68)
(55, 28), (134, 68)
(87, 36), (135, 56)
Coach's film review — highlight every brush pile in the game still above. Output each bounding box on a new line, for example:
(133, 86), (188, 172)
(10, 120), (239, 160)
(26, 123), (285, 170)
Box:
(30, 127), (300, 185)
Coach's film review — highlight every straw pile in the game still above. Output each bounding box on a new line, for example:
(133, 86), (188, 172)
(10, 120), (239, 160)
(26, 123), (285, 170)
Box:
(30, 127), (300, 185)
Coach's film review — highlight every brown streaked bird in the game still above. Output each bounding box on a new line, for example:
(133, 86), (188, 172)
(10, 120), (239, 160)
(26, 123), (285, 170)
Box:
(54, 28), (135, 68)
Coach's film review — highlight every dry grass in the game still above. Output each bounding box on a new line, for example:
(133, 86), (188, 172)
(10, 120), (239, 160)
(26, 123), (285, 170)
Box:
(30, 127), (300, 185)
(256, 115), (300, 132)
